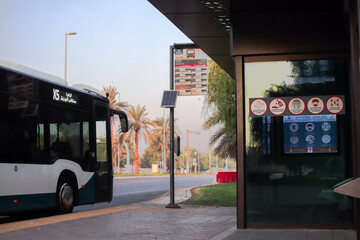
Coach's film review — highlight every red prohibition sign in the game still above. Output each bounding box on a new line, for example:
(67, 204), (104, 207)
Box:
(288, 97), (305, 115)
(326, 96), (344, 114)
(307, 96), (325, 115)
(269, 98), (286, 116)
(250, 98), (268, 116)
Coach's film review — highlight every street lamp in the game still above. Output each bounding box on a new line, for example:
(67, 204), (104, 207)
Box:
(186, 130), (200, 173)
(65, 32), (77, 81)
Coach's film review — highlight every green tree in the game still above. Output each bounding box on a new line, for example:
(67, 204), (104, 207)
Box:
(203, 60), (236, 159)
(126, 105), (153, 174)
(103, 86), (129, 171)
(142, 144), (163, 166)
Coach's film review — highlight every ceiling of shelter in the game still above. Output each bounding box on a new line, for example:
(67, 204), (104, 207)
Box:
(148, 0), (235, 78)
(148, 0), (345, 80)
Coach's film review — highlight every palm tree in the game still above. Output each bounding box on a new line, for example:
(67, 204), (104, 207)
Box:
(152, 116), (180, 172)
(116, 132), (134, 173)
(209, 126), (236, 159)
(103, 86), (129, 171)
(126, 105), (153, 174)
(203, 116), (236, 159)
(103, 86), (129, 110)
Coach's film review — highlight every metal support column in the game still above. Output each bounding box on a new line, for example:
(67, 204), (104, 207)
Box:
(166, 45), (180, 208)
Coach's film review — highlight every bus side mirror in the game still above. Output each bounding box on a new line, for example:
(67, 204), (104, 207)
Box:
(120, 117), (128, 132)
(110, 109), (129, 133)
(174, 136), (180, 156)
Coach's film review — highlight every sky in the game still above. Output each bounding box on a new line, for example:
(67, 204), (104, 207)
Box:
(0, 0), (213, 155)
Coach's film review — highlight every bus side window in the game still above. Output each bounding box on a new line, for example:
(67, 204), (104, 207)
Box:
(82, 121), (91, 170)
(96, 121), (107, 162)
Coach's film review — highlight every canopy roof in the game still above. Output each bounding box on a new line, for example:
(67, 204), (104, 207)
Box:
(148, 0), (234, 78)
(148, 0), (345, 79)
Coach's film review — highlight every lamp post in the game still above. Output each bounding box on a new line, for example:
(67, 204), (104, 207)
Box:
(65, 32), (77, 81)
(186, 130), (200, 173)
(163, 108), (166, 172)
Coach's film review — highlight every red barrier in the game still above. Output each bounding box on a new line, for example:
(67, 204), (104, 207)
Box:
(216, 172), (237, 183)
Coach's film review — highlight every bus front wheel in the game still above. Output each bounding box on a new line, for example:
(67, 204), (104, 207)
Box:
(56, 177), (75, 213)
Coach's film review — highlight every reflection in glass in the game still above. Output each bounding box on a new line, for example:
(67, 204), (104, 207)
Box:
(245, 59), (352, 225)
(96, 121), (107, 162)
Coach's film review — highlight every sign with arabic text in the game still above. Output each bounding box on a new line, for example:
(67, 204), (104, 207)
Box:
(52, 88), (78, 105)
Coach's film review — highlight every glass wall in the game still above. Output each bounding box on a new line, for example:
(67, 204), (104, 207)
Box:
(245, 58), (353, 225)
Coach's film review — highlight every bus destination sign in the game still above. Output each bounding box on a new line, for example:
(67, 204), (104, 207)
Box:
(53, 88), (78, 105)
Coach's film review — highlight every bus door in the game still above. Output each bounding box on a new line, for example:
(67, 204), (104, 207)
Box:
(94, 102), (113, 202)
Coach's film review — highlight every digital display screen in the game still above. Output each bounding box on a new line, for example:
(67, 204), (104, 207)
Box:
(283, 115), (337, 154)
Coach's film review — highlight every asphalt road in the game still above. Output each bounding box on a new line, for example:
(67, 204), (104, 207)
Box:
(0, 175), (215, 223)
(75, 175), (215, 212)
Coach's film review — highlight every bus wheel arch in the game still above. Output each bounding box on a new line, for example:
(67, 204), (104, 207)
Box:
(56, 170), (78, 213)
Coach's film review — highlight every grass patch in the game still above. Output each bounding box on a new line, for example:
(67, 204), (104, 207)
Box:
(183, 182), (236, 207)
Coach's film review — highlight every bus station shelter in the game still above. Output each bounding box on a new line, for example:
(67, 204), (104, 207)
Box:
(149, 0), (360, 236)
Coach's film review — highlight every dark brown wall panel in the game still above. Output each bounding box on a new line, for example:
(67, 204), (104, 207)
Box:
(232, 13), (349, 56)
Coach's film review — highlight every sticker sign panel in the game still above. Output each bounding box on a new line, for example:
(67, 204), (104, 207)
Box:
(288, 97), (306, 115)
(250, 98), (268, 116)
(307, 97), (325, 115)
(269, 98), (286, 115)
(249, 95), (345, 117)
(326, 96), (344, 114)
(283, 115), (337, 154)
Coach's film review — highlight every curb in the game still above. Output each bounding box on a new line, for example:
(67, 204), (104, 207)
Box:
(177, 186), (196, 203)
(209, 226), (237, 240)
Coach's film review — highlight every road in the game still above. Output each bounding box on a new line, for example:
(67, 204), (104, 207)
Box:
(75, 175), (215, 212)
(0, 175), (215, 223)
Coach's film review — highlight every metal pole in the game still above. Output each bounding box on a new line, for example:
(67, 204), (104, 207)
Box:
(117, 94), (120, 174)
(166, 45), (180, 209)
(186, 129), (189, 173)
(117, 139), (119, 174)
(64, 32), (76, 82)
(125, 142), (130, 173)
(198, 152), (200, 173)
(209, 129), (211, 174)
(169, 107), (175, 200)
(65, 33), (67, 81)
(163, 108), (166, 173)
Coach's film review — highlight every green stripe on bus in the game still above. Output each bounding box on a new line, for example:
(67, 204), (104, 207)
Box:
(78, 174), (95, 204)
(0, 193), (56, 214)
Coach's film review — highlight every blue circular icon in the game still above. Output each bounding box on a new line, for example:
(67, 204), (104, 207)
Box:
(14, 166), (18, 172)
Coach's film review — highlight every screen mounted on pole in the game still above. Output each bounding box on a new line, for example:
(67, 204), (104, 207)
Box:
(173, 44), (210, 96)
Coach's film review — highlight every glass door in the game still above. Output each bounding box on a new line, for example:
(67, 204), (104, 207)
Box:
(94, 102), (112, 202)
(244, 58), (353, 226)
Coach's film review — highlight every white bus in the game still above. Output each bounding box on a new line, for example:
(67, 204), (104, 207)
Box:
(0, 61), (128, 215)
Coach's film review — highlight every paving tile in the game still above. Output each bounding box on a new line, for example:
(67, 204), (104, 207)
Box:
(333, 230), (356, 240)
(307, 230), (332, 240)
(0, 186), (357, 240)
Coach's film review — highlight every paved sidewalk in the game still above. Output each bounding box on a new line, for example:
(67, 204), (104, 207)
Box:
(0, 186), (356, 240)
